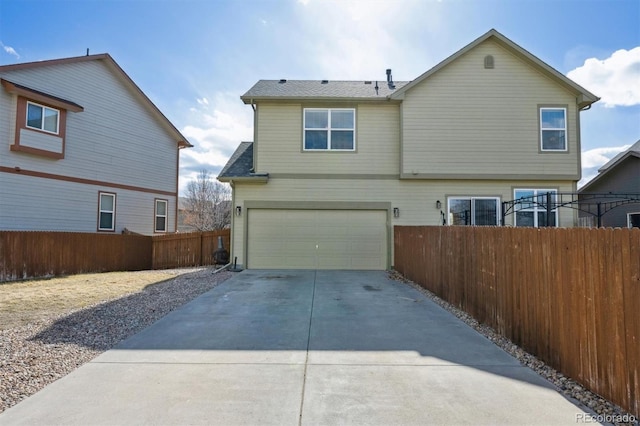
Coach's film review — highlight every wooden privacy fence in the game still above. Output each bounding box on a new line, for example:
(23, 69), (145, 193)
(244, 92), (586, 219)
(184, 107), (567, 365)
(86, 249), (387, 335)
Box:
(152, 230), (230, 269)
(0, 229), (230, 282)
(394, 226), (639, 417)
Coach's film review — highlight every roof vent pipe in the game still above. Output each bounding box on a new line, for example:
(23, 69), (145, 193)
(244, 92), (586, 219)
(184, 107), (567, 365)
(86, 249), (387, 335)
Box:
(386, 69), (395, 89)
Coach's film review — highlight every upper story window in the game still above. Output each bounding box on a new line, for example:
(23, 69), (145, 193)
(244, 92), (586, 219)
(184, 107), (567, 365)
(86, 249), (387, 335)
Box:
(303, 108), (355, 151)
(514, 189), (558, 227)
(540, 107), (567, 151)
(26, 101), (60, 134)
(2, 79), (83, 159)
(155, 199), (168, 233)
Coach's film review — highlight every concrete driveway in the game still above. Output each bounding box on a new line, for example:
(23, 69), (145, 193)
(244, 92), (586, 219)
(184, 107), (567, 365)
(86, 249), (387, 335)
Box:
(0, 270), (593, 425)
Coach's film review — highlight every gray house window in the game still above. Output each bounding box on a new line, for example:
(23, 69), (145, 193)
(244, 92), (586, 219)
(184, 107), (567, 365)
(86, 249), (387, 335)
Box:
(98, 192), (116, 232)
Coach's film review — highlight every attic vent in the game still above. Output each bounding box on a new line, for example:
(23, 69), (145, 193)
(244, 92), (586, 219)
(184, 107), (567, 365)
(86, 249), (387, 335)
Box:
(279, 79), (287, 83)
(364, 81), (372, 84)
(484, 55), (494, 69)
(321, 80), (329, 84)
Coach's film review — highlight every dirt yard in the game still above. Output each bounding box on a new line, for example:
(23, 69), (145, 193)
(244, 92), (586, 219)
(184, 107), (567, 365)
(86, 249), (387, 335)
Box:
(0, 270), (181, 330)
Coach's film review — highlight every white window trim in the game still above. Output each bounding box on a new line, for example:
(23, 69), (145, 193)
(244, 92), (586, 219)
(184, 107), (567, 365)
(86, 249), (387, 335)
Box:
(26, 101), (60, 135)
(155, 199), (168, 233)
(513, 188), (558, 227)
(628, 212), (640, 229)
(447, 196), (501, 226)
(540, 107), (567, 152)
(98, 192), (116, 232)
(303, 108), (356, 151)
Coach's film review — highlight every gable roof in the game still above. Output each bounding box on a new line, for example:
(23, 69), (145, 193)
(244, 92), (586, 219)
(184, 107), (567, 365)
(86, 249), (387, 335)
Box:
(390, 29), (600, 109)
(0, 54), (192, 148)
(579, 140), (640, 192)
(241, 79), (408, 103)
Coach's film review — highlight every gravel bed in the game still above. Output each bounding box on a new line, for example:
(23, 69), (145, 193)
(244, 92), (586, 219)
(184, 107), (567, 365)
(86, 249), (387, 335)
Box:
(0, 267), (232, 414)
(390, 271), (638, 426)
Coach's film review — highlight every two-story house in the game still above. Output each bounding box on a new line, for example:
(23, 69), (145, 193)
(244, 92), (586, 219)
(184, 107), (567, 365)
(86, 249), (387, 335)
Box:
(218, 29), (599, 270)
(0, 54), (192, 235)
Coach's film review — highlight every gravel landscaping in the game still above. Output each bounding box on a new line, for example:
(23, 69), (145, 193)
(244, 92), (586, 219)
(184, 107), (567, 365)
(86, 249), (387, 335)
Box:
(390, 271), (638, 426)
(0, 267), (231, 414)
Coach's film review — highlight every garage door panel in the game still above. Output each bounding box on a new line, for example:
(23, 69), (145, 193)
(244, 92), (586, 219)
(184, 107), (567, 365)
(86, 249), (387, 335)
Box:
(247, 209), (387, 270)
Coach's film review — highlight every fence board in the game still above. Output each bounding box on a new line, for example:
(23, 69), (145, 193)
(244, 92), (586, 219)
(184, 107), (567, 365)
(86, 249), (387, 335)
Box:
(1, 229), (230, 282)
(394, 225), (639, 418)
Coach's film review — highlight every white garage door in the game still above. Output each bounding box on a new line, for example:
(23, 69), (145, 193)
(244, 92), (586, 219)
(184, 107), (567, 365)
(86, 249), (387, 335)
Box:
(247, 209), (388, 270)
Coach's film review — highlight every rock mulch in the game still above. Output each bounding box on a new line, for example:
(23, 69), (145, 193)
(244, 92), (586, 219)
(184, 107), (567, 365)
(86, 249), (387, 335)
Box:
(390, 271), (638, 426)
(0, 267), (231, 414)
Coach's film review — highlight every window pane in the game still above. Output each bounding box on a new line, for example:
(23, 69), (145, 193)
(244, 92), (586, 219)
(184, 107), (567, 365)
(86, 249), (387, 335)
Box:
(474, 199), (497, 226)
(516, 211), (535, 227)
(43, 108), (58, 133)
(305, 110), (328, 128)
(541, 109), (565, 129)
(538, 211), (556, 227)
(156, 201), (167, 215)
(515, 190), (534, 210)
(100, 194), (114, 211)
(450, 199), (472, 225)
(536, 191), (557, 210)
(27, 104), (42, 129)
(629, 214), (640, 228)
(156, 216), (166, 232)
(305, 130), (328, 149)
(100, 212), (113, 229)
(331, 130), (354, 149)
(542, 130), (566, 150)
(331, 110), (354, 129)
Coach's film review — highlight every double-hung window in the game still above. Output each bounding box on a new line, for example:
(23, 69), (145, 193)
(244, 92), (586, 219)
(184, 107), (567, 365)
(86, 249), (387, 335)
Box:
(514, 189), (558, 227)
(26, 101), (60, 134)
(448, 197), (500, 226)
(540, 107), (567, 151)
(98, 192), (116, 231)
(303, 108), (355, 151)
(155, 199), (168, 233)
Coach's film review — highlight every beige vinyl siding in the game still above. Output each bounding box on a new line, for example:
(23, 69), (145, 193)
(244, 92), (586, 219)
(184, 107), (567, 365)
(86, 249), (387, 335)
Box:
(401, 39), (580, 178)
(230, 178), (576, 268)
(255, 102), (400, 175)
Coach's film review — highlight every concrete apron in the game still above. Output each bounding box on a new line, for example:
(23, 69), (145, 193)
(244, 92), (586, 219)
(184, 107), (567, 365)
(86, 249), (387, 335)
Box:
(0, 270), (595, 425)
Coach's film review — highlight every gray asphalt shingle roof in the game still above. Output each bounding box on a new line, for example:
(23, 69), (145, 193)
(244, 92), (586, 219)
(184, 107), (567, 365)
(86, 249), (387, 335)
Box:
(241, 79), (409, 101)
(218, 142), (254, 179)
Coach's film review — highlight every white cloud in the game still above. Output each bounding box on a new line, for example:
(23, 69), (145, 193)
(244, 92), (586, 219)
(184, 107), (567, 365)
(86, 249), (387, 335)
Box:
(294, 0), (442, 80)
(568, 47), (640, 108)
(578, 144), (631, 188)
(178, 92), (253, 194)
(0, 41), (20, 59)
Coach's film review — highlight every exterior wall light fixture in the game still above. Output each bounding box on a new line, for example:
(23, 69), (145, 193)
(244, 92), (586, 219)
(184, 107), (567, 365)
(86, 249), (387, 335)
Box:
(236, 206), (242, 216)
(393, 207), (400, 218)
(436, 200), (442, 210)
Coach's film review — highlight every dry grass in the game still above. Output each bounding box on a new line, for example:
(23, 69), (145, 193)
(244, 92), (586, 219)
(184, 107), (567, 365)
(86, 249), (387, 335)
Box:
(0, 270), (180, 330)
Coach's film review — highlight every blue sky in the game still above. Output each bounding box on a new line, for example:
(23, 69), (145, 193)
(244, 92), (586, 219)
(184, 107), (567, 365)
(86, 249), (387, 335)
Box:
(1, 0), (638, 192)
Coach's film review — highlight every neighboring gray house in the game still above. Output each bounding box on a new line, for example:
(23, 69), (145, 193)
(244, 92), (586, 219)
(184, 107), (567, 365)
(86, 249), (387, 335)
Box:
(578, 140), (640, 228)
(0, 54), (192, 235)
